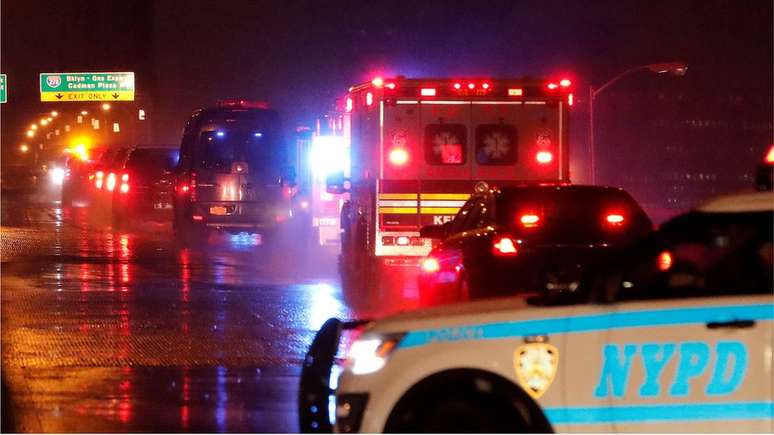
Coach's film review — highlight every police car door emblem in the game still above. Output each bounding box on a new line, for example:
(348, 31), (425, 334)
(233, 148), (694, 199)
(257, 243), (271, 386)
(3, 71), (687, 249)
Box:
(514, 343), (559, 399)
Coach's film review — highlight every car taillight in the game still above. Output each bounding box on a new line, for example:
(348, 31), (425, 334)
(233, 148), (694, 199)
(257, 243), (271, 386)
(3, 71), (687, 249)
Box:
(176, 173), (197, 199)
(605, 213), (625, 226)
(119, 173), (130, 194)
(658, 250), (673, 271)
(520, 214), (540, 228)
(493, 236), (519, 256)
(421, 257), (440, 273)
(106, 173), (117, 192)
(95, 171), (104, 189)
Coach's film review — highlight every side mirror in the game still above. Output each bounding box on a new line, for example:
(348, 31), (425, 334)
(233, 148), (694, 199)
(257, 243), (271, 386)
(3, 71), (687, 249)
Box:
(419, 224), (447, 239)
(326, 171), (350, 194)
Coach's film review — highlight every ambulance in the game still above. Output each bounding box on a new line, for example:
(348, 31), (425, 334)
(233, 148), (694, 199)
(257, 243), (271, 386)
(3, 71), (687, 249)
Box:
(300, 189), (773, 433)
(326, 76), (574, 294)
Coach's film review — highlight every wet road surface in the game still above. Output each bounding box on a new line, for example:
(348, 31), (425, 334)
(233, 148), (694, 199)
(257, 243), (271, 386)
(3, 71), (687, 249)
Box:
(1, 190), (424, 432)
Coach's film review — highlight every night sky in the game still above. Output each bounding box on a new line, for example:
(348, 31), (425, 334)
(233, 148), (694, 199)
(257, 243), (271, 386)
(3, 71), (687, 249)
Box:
(2, 0), (772, 177)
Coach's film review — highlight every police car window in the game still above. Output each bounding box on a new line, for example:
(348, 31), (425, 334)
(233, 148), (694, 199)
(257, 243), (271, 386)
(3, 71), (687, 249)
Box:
(476, 124), (518, 165)
(424, 124), (467, 165)
(615, 211), (773, 301)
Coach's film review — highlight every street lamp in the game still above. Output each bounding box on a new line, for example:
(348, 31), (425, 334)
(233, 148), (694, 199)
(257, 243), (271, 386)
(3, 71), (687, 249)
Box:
(588, 61), (687, 184)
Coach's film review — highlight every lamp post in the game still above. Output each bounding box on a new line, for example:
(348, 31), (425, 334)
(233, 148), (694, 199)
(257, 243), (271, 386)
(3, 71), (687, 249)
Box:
(588, 62), (687, 184)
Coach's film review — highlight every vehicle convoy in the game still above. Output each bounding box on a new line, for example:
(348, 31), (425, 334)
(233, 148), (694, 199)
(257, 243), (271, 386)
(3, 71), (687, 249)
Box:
(418, 184), (653, 303)
(172, 100), (294, 240)
(328, 76), (575, 295)
(300, 189), (773, 433)
(111, 145), (179, 229)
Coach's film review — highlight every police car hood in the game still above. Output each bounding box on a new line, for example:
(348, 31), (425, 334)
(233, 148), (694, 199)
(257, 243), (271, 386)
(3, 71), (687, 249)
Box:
(366, 296), (566, 335)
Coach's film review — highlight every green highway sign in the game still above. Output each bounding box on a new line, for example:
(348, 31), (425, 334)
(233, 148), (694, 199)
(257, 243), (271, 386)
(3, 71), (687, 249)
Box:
(0, 74), (6, 104)
(40, 72), (135, 102)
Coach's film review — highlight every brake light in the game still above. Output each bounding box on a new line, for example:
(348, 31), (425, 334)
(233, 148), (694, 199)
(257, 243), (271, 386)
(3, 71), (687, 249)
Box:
(420, 88), (436, 96)
(421, 257), (440, 273)
(658, 250), (673, 271)
(493, 237), (518, 256)
(520, 214), (540, 227)
(192, 215), (204, 222)
(119, 173), (130, 194)
(766, 145), (774, 163)
(95, 171), (104, 189)
(389, 148), (409, 166)
(536, 151), (553, 164)
(605, 213), (625, 226)
(106, 173), (117, 192)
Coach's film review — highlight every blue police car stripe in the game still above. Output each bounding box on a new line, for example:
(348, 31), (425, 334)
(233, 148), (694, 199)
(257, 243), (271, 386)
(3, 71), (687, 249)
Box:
(544, 401), (774, 424)
(398, 303), (774, 348)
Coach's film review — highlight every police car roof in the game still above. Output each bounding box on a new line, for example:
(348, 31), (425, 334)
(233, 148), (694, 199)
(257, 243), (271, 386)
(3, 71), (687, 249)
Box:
(695, 190), (773, 213)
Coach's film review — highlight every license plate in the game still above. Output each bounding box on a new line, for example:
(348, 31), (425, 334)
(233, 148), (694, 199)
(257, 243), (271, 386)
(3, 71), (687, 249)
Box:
(154, 203), (172, 210)
(209, 206), (229, 216)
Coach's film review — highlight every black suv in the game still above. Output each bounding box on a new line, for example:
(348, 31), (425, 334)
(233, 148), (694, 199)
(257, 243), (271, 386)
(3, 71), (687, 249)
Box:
(173, 101), (294, 240)
(418, 184), (653, 303)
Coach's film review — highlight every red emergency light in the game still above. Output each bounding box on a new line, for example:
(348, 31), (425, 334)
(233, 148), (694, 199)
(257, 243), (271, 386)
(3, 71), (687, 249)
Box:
(366, 92), (374, 106)
(371, 77), (384, 87)
(346, 97), (353, 112)
(765, 145), (774, 163)
(389, 148), (409, 165)
(536, 151), (553, 164)
(605, 213), (625, 226)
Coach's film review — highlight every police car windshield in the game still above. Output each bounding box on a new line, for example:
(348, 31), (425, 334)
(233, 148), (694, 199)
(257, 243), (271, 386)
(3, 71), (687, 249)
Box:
(497, 186), (651, 245)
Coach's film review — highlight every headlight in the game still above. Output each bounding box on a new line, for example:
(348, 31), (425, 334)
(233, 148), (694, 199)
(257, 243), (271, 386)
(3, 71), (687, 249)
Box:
(50, 167), (65, 185)
(346, 333), (405, 375)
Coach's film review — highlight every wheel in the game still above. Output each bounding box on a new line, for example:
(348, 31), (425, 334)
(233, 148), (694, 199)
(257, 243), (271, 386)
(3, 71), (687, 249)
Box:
(418, 396), (506, 433)
(174, 216), (208, 244)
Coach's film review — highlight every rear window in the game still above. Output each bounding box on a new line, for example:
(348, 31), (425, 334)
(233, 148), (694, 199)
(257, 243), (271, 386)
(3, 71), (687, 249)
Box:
(424, 124), (467, 165)
(475, 124), (518, 165)
(496, 187), (652, 245)
(125, 149), (179, 178)
(197, 130), (282, 172)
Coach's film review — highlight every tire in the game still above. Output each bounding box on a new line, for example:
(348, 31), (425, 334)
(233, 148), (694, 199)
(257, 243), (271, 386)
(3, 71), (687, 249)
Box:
(174, 216), (208, 244)
(417, 396), (508, 433)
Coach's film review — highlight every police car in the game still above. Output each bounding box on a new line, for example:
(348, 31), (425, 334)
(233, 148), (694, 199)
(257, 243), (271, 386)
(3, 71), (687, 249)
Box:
(299, 189), (773, 433)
